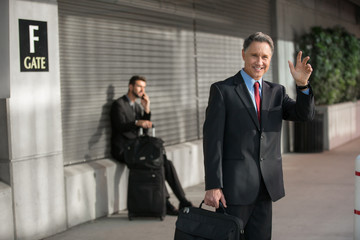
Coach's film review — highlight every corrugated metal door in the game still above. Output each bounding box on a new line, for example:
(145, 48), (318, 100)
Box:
(195, 0), (273, 137)
(58, 0), (196, 164)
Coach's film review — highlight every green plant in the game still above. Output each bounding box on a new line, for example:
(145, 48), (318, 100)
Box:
(297, 26), (360, 105)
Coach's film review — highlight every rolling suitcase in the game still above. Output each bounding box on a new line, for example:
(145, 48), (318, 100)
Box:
(126, 126), (166, 220)
(127, 167), (166, 220)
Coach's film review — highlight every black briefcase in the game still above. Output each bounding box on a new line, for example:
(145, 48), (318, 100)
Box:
(124, 134), (164, 170)
(174, 201), (245, 240)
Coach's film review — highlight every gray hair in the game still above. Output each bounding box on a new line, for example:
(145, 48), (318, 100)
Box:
(243, 32), (274, 54)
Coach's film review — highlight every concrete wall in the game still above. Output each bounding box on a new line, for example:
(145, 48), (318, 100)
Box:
(64, 160), (128, 228)
(317, 100), (360, 150)
(166, 140), (204, 190)
(63, 140), (204, 228)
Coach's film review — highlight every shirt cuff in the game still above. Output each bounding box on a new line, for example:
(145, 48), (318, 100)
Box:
(301, 88), (310, 95)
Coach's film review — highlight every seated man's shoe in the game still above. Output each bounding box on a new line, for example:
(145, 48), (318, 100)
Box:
(166, 201), (179, 216)
(179, 200), (193, 210)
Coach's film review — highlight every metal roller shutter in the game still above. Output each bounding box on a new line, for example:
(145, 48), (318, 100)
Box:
(58, 0), (196, 165)
(195, 0), (273, 137)
(58, 0), (272, 165)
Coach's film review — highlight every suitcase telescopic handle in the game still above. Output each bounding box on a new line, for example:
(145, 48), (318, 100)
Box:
(151, 125), (155, 137)
(138, 124), (155, 137)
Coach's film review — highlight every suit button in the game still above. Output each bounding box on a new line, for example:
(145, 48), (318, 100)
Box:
(260, 157), (264, 161)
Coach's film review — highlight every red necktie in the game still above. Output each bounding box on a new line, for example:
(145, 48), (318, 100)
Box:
(254, 81), (261, 121)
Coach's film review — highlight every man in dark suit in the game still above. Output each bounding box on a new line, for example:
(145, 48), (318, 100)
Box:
(203, 32), (314, 239)
(110, 75), (192, 215)
(110, 75), (152, 162)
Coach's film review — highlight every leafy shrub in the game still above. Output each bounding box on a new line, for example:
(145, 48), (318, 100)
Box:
(297, 26), (360, 105)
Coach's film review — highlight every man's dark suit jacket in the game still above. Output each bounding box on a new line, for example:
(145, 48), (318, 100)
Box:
(203, 71), (315, 205)
(110, 95), (151, 162)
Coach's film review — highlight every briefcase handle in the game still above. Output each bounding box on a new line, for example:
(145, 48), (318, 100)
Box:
(199, 200), (227, 214)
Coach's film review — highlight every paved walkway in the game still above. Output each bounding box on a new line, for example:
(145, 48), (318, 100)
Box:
(45, 137), (360, 240)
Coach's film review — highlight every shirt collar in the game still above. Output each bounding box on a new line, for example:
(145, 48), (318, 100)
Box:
(125, 94), (135, 107)
(240, 69), (263, 91)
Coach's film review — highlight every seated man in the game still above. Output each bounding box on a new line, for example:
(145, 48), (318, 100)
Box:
(110, 75), (192, 215)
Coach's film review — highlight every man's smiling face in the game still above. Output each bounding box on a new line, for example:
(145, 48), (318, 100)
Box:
(242, 41), (272, 80)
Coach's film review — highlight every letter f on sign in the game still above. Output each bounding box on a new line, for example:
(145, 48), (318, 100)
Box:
(29, 25), (39, 53)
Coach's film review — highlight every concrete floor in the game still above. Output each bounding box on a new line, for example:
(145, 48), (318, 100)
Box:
(45, 137), (360, 240)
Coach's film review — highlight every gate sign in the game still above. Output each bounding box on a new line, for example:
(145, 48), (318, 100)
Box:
(19, 19), (49, 72)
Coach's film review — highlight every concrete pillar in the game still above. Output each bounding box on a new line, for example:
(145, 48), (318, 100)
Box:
(4, 0), (66, 239)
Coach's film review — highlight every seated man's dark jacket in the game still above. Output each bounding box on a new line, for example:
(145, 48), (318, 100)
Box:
(110, 95), (151, 162)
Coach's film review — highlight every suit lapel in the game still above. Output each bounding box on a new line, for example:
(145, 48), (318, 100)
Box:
(260, 81), (269, 129)
(260, 80), (276, 128)
(233, 73), (260, 130)
(122, 95), (136, 121)
(261, 81), (272, 111)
